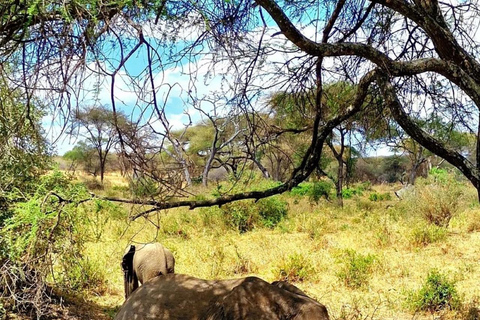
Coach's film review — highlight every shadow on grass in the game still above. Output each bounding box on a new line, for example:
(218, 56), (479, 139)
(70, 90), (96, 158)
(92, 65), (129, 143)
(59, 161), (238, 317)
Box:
(5, 291), (122, 320)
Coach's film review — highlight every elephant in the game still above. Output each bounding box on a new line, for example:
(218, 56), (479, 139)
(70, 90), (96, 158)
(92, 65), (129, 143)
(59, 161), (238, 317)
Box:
(114, 274), (330, 320)
(121, 242), (175, 299)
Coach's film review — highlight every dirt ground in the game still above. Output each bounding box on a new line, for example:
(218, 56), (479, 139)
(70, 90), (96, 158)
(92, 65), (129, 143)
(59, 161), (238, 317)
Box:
(5, 297), (116, 320)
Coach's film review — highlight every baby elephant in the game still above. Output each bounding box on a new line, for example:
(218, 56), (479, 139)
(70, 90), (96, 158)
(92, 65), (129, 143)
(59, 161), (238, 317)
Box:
(121, 242), (175, 299)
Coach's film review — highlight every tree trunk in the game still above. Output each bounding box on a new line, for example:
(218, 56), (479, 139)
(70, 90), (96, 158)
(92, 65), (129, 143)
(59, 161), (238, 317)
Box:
(336, 157), (344, 207)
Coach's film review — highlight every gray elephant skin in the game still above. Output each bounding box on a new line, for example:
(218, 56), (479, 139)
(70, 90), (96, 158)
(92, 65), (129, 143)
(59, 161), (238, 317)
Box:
(122, 242), (175, 299)
(114, 274), (330, 320)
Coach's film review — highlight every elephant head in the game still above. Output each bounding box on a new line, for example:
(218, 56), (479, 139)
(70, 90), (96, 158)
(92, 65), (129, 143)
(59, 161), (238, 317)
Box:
(114, 274), (330, 320)
(121, 242), (175, 299)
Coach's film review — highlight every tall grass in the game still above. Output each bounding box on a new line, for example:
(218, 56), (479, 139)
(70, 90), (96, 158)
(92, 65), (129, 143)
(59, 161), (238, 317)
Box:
(53, 170), (480, 320)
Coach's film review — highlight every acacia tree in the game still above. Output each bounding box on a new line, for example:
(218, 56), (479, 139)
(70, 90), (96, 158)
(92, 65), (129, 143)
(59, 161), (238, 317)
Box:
(3, 0), (480, 216)
(72, 106), (131, 183)
(254, 0), (480, 200)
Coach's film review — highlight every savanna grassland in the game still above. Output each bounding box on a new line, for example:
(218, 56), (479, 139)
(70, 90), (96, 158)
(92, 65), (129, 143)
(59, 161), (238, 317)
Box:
(71, 169), (480, 320)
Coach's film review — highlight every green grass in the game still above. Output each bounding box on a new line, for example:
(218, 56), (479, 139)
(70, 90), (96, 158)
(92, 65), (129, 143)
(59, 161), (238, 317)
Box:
(14, 171), (480, 320)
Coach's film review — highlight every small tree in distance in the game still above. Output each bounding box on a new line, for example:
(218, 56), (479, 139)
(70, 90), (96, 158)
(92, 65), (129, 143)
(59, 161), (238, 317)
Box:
(71, 106), (130, 183)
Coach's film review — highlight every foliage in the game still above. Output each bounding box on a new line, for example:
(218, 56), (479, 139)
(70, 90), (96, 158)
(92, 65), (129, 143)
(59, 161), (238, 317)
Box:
(410, 224), (448, 247)
(290, 181), (333, 203)
(382, 156), (408, 183)
(0, 77), (51, 195)
(256, 197), (288, 228)
(129, 176), (161, 199)
(0, 171), (105, 318)
(89, 199), (126, 240)
(368, 192), (392, 201)
(221, 201), (259, 233)
(72, 106), (133, 182)
(219, 197), (288, 232)
(342, 187), (363, 199)
(63, 141), (97, 173)
(415, 169), (463, 227)
(290, 182), (312, 196)
(277, 253), (315, 282)
(407, 269), (461, 313)
(336, 249), (376, 289)
(309, 181), (334, 203)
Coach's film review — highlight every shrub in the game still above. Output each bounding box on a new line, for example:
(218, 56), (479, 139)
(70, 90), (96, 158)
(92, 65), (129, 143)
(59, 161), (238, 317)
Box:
(58, 257), (107, 293)
(290, 181), (333, 203)
(342, 187), (363, 199)
(257, 197), (288, 228)
(129, 176), (159, 198)
(336, 249), (376, 289)
(221, 201), (259, 233)
(415, 170), (463, 227)
(0, 171), (101, 318)
(408, 269), (461, 312)
(309, 181), (333, 203)
(410, 224), (448, 247)
(277, 253), (315, 282)
(369, 192), (392, 201)
(290, 183), (312, 196)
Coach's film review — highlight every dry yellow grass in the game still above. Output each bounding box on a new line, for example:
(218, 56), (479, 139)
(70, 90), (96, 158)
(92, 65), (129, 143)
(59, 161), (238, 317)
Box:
(79, 173), (480, 319)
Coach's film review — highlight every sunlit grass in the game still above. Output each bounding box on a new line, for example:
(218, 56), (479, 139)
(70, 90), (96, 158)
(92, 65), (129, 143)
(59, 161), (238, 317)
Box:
(79, 172), (480, 320)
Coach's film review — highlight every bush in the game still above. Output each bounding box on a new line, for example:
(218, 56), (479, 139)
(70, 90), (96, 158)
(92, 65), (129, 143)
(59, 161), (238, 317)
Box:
(58, 257), (107, 293)
(257, 197), (288, 228)
(410, 224), (448, 247)
(221, 201), (259, 233)
(309, 181), (333, 203)
(290, 181), (333, 203)
(415, 170), (463, 227)
(342, 187), (363, 199)
(408, 269), (461, 312)
(369, 192), (392, 201)
(0, 171), (102, 318)
(277, 253), (315, 282)
(290, 183), (312, 196)
(129, 176), (159, 198)
(336, 249), (376, 289)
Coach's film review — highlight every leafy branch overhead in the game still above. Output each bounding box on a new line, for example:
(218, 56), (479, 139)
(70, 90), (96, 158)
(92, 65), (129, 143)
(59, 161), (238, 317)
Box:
(2, 0), (480, 216)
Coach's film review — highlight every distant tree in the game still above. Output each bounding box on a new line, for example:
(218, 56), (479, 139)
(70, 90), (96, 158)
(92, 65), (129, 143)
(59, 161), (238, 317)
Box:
(72, 106), (130, 183)
(323, 82), (358, 206)
(63, 141), (97, 175)
(383, 155), (409, 183)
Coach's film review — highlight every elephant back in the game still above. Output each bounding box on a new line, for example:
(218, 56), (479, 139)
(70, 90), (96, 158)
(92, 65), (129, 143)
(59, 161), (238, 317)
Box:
(133, 242), (170, 284)
(114, 274), (245, 320)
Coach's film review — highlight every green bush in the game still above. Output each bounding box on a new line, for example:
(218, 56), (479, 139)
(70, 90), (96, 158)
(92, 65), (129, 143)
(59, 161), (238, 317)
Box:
(290, 181), (333, 203)
(336, 249), (376, 288)
(309, 181), (333, 203)
(342, 187), (363, 199)
(277, 253), (315, 282)
(129, 176), (159, 198)
(58, 257), (107, 293)
(89, 199), (126, 241)
(0, 171), (104, 317)
(290, 182), (312, 196)
(221, 201), (259, 233)
(408, 269), (461, 312)
(257, 197), (288, 228)
(369, 192), (392, 201)
(410, 224), (448, 247)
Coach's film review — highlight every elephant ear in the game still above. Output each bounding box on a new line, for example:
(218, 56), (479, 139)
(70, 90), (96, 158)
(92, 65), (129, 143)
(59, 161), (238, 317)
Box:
(122, 245), (136, 299)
